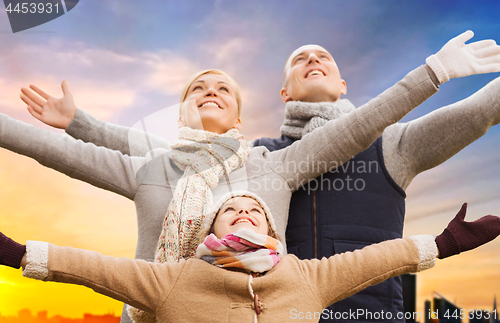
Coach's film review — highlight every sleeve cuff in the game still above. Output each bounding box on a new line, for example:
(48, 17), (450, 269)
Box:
(66, 109), (93, 140)
(22, 241), (49, 280)
(409, 235), (438, 272)
(426, 54), (449, 84)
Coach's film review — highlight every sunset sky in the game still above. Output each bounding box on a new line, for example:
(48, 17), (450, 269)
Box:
(1, 0), (500, 319)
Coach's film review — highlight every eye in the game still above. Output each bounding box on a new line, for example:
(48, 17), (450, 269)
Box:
(220, 86), (229, 93)
(192, 85), (202, 91)
(251, 208), (263, 214)
(223, 207), (235, 213)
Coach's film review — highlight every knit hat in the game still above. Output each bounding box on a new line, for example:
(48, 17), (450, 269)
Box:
(198, 191), (279, 242)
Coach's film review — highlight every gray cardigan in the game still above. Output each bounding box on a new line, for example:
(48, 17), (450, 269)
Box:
(0, 66), (439, 261)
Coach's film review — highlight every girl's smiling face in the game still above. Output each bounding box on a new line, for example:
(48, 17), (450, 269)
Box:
(212, 196), (269, 238)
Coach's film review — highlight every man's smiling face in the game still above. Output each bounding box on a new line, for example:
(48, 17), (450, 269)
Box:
(281, 45), (347, 103)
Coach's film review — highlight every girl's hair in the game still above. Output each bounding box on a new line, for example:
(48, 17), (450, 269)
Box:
(179, 69), (242, 117)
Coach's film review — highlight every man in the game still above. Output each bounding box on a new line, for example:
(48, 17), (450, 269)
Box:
(252, 39), (500, 322)
(16, 31), (500, 323)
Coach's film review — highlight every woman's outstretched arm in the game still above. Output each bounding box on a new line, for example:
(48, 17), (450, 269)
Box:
(20, 81), (170, 156)
(0, 112), (140, 200)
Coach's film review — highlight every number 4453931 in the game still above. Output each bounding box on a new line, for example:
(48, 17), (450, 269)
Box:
(5, 2), (59, 14)
(444, 309), (497, 320)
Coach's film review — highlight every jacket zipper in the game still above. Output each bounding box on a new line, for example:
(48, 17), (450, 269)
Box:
(313, 189), (318, 259)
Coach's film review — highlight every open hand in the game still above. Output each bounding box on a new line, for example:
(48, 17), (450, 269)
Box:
(20, 80), (77, 129)
(426, 30), (500, 83)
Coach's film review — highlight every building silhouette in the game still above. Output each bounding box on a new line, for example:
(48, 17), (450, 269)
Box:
(433, 292), (462, 323)
(425, 299), (432, 323)
(469, 310), (490, 323)
(83, 314), (119, 323)
(403, 274), (417, 323)
(491, 295), (499, 323)
(424, 293), (500, 323)
(0, 309), (119, 323)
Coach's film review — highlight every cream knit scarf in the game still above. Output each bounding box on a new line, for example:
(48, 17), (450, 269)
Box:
(155, 127), (249, 262)
(280, 99), (356, 139)
(129, 127), (249, 323)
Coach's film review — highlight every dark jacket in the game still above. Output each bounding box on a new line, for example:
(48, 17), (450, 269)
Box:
(253, 134), (407, 323)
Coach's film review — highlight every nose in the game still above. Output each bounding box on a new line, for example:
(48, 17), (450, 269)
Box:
(307, 53), (320, 65)
(238, 209), (249, 214)
(205, 87), (218, 97)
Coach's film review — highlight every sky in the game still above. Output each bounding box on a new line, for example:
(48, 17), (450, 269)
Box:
(1, 0), (500, 319)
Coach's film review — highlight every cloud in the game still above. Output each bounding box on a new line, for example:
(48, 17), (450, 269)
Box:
(0, 39), (203, 124)
(0, 34), (281, 137)
(145, 50), (201, 95)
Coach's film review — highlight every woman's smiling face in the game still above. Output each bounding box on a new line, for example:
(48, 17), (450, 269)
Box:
(181, 73), (241, 134)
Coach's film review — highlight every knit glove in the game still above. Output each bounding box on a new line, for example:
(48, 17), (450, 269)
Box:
(435, 203), (500, 259)
(426, 30), (500, 84)
(0, 232), (26, 269)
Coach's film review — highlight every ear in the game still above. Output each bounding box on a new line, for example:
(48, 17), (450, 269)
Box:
(340, 79), (347, 95)
(232, 117), (242, 130)
(280, 87), (292, 102)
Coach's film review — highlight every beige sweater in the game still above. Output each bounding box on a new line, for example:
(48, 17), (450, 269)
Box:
(23, 235), (437, 322)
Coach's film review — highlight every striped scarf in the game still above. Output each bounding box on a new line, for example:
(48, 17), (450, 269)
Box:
(196, 228), (284, 273)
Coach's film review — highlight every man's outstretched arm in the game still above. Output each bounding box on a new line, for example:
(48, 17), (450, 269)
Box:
(383, 75), (500, 190)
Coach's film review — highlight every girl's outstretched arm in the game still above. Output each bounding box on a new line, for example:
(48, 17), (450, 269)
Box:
(297, 204), (500, 309)
(0, 231), (185, 314)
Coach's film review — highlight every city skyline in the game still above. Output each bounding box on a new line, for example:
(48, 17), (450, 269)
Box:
(0, 310), (120, 323)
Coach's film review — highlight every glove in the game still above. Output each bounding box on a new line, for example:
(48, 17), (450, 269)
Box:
(435, 203), (500, 259)
(426, 30), (500, 83)
(0, 232), (26, 269)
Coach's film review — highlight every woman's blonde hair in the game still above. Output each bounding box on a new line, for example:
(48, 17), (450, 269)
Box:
(179, 69), (242, 117)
